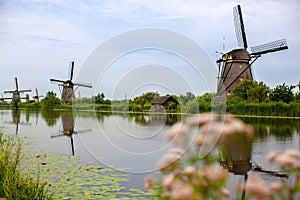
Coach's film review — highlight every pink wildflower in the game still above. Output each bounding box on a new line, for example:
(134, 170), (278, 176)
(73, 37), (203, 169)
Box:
(267, 151), (280, 163)
(163, 173), (175, 188)
(245, 174), (270, 198)
(144, 174), (154, 190)
(185, 113), (216, 126)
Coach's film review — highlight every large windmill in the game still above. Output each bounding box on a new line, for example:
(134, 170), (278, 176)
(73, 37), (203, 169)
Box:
(216, 5), (288, 99)
(50, 61), (92, 104)
(4, 77), (32, 107)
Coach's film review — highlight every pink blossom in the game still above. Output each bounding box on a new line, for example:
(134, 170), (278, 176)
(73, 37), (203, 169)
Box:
(185, 113), (216, 127)
(156, 148), (183, 171)
(182, 166), (196, 175)
(267, 151), (280, 163)
(170, 180), (193, 200)
(285, 149), (300, 159)
(269, 182), (283, 192)
(144, 174), (154, 190)
(193, 134), (205, 147)
(163, 173), (175, 188)
(276, 154), (296, 168)
(220, 188), (230, 198)
(245, 174), (270, 198)
(200, 165), (227, 183)
(167, 123), (190, 144)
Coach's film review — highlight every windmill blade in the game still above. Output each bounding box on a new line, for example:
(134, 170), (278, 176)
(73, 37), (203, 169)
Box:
(250, 38), (288, 55)
(15, 77), (19, 91)
(19, 89), (32, 93)
(233, 5), (248, 49)
(4, 90), (14, 93)
(50, 78), (65, 84)
(69, 61), (75, 81)
(73, 82), (92, 88)
(35, 88), (39, 97)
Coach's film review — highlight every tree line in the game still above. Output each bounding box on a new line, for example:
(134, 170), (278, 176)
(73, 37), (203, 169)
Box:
(2, 80), (299, 116)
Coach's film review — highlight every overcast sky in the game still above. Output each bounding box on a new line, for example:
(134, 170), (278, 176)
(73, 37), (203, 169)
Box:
(0, 0), (299, 100)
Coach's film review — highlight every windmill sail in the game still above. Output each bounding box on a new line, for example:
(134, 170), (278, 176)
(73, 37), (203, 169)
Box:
(69, 61), (74, 81)
(250, 39), (288, 55)
(233, 5), (248, 49)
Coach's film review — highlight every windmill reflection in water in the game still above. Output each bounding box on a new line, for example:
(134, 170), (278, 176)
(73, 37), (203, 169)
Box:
(50, 113), (91, 155)
(220, 134), (288, 200)
(4, 110), (31, 134)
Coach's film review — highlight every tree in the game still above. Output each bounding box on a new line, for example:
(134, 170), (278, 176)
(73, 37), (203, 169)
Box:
(94, 93), (105, 104)
(40, 91), (61, 110)
(270, 83), (295, 104)
(179, 92), (196, 105)
(231, 80), (270, 103)
(133, 92), (159, 109)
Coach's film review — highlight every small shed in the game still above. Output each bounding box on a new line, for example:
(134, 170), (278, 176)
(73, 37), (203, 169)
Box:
(150, 96), (178, 110)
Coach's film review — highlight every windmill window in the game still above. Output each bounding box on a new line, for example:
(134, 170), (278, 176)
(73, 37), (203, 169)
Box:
(239, 65), (242, 69)
(240, 78), (243, 81)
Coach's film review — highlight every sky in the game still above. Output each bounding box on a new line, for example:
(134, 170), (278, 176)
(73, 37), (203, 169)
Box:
(0, 0), (299, 100)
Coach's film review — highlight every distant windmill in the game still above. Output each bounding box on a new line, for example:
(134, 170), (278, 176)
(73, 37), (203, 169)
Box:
(4, 77), (32, 107)
(50, 61), (92, 104)
(33, 88), (44, 102)
(216, 5), (288, 99)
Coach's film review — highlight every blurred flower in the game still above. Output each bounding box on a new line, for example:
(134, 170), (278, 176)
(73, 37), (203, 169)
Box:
(269, 182), (283, 192)
(144, 174), (154, 190)
(185, 112), (216, 127)
(286, 149), (300, 159)
(182, 166), (196, 176)
(167, 122), (190, 145)
(200, 165), (227, 183)
(156, 148), (183, 171)
(267, 151), (280, 163)
(170, 180), (193, 200)
(245, 174), (270, 198)
(163, 173), (175, 188)
(220, 188), (230, 198)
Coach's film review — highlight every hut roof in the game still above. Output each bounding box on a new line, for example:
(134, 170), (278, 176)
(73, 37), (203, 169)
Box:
(151, 96), (177, 105)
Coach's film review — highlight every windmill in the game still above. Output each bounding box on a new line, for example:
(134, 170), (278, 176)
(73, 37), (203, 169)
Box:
(33, 88), (44, 102)
(216, 5), (288, 99)
(4, 77), (32, 108)
(50, 61), (92, 104)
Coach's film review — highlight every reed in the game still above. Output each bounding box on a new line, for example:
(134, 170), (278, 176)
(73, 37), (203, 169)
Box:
(0, 131), (53, 200)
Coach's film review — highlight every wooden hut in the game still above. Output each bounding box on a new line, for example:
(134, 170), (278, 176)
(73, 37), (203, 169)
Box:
(150, 96), (178, 110)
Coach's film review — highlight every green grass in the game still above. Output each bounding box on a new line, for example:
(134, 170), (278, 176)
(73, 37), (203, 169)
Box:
(0, 131), (53, 200)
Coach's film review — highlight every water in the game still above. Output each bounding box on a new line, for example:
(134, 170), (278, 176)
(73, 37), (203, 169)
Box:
(0, 109), (299, 199)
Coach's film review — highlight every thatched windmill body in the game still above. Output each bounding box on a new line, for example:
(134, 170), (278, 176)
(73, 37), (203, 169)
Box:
(50, 61), (92, 104)
(3, 77), (31, 107)
(216, 5), (288, 99)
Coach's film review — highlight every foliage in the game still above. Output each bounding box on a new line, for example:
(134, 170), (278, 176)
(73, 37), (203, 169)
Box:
(179, 92), (196, 105)
(230, 79), (270, 103)
(133, 92), (159, 110)
(40, 91), (61, 110)
(0, 132), (52, 199)
(270, 83), (295, 103)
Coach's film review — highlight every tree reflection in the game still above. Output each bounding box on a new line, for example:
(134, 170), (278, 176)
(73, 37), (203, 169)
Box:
(41, 110), (61, 127)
